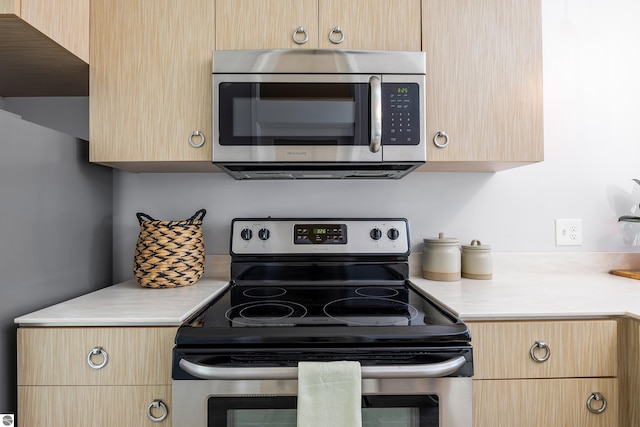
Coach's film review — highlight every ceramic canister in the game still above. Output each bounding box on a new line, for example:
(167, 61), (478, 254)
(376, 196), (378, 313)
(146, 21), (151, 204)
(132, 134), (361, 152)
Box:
(461, 240), (492, 280)
(422, 232), (461, 281)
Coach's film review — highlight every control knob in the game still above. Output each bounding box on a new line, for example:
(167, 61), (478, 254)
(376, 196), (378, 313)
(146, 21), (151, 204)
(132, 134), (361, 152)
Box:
(370, 228), (382, 240)
(258, 228), (271, 241)
(387, 228), (400, 240)
(240, 228), (253, 241)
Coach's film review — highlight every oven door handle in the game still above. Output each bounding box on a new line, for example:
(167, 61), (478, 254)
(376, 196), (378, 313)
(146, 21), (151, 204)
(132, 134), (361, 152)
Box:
(178, 355), (467, 380)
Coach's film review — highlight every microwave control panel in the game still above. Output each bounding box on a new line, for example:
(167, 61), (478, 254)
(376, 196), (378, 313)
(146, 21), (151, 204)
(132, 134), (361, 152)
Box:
(382, 83), (420, 146)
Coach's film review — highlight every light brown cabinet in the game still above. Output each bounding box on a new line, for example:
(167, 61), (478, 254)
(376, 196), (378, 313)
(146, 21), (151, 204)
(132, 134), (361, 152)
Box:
(0, 0), (89, 96)
(216, 0), (421, 51)
(420, 0), (544, 172)
(468, 320), (618, 427)
(89, 0), (217, 171)
(18, 327), (176, 427)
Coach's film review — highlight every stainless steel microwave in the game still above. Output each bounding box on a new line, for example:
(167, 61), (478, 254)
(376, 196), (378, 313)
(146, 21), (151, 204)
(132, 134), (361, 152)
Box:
(212, 49), (426, 179)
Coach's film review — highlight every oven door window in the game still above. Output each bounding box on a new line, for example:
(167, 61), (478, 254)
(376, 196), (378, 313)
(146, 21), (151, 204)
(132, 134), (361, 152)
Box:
(218, 83), (369, 146)
(208, 395), (438, 426)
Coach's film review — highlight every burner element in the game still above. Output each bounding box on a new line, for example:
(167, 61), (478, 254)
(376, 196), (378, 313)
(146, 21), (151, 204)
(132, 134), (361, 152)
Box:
(243, 287), (287, 298)
(225, 301), (307, 326)
(355, 287), (400, 298)
(323, 297), (419, 326)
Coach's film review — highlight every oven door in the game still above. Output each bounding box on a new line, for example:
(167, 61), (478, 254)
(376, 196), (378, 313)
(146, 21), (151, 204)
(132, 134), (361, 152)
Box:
(173, 374), (471, 427)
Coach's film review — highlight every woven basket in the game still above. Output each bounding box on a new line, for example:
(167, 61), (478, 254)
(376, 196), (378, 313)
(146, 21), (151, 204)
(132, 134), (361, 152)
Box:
(133, 209), (206, 288)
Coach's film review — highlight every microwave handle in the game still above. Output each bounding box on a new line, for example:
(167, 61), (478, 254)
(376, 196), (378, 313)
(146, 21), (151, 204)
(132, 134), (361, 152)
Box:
(369, 76), (382, 153)
(178, 355), (466, 380)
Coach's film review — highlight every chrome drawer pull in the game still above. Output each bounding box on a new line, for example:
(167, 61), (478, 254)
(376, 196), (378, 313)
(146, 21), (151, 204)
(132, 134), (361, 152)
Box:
(188, 130), (205, 148)
(87, 347), (108, 369)
(529, 341), (550, 363)
(179, 355), (466, 380)
(586, 392), (607, 414)
(292, 26), (309, 45)
(433, 131), (449, 148)
(147, 399), (168, 423)
(328, 26), (345, 44)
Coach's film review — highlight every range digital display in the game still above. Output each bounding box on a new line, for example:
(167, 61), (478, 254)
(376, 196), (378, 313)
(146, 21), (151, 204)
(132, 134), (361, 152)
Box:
(294, 224), (347, 244)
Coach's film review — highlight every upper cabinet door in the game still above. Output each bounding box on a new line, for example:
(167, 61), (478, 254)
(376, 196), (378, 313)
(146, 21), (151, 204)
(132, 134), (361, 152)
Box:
(421, 0), (544, 171)
(216, 0), (319, 50)
(318, 0), (421, 50)
(90, 0), (216, 168)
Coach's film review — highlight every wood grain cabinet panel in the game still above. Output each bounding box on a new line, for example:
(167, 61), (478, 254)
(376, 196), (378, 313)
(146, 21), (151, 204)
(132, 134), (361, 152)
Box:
(468, 320), (618, 426)
(421, 0), (544, 172)
(17, 327), (177, 385)
(317, 0), (421, 50)
(474, 378), (618, 427)
(467, 320), (617, 379)
(216, 0), (420, 51)
(89, 0), (216, 169)
(18, 385), (171, 427)
(216, 0), (318, 49)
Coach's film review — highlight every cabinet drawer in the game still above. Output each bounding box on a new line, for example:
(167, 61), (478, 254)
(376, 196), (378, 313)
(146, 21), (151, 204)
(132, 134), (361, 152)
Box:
(17, 327), (177, 385)
(467, 320), (617, 379)
(474, 378), (618, 427)
(18, 385), (171, 427)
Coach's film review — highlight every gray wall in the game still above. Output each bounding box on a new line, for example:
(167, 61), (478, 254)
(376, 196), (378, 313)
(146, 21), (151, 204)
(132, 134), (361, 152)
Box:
(111, 0), (640, 281)
(0, 109), (112, 414)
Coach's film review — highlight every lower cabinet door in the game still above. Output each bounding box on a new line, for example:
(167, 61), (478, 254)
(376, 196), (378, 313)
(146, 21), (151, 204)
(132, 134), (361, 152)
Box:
(18, 385), (171, 427)
(474, 378), (617, 427)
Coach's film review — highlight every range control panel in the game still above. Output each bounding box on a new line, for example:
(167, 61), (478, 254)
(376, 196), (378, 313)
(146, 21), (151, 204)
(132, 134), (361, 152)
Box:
(231, 218), (409, 256)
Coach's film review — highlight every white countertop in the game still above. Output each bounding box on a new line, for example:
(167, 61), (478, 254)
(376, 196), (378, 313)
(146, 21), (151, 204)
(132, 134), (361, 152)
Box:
(14, 252), (640, 326)
(410, 273), (640, 321)
(14, 279), (228, 326)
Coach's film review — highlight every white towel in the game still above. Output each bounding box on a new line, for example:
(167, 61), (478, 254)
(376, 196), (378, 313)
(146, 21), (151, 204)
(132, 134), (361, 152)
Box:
(297, 361), (362, 427)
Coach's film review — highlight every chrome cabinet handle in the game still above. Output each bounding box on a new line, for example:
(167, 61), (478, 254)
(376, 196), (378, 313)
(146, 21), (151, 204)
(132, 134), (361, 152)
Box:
(433, 131), (449, 148)
(586, 392), (607, 414)
(147, 399), (168, 423)
(188, 130), (205, 148)
(179, 355), (466, 380)
(328, 26), (345, 44)
(87, 347), (108, 370)
(529, 341), (551, 363)
(292, 26), (309, 44)
(369, 76), (382, 153)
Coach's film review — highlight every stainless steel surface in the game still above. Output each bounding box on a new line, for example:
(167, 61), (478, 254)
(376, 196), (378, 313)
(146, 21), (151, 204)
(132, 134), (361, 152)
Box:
(213, 49), (426, 74)
(179, 356), (466, 380)
(369, 75), (382, 153)
(230, 219), (409, 255)
(173, 377), (473, 427)
(211, 49), (426, 180)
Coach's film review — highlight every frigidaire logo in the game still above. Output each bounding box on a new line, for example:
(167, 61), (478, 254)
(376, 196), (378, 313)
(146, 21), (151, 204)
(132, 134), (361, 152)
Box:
(286, 151), (308, 156)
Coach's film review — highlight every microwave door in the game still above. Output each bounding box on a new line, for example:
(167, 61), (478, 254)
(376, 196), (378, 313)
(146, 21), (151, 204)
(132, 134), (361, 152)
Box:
(214, 75), (382, 163)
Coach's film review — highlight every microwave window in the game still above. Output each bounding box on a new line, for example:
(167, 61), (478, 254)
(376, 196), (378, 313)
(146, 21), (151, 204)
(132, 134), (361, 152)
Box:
(218, 83), (369, 146)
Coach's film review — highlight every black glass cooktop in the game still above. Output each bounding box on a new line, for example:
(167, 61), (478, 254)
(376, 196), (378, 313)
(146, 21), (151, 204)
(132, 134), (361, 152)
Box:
(176, 280), (470, 348)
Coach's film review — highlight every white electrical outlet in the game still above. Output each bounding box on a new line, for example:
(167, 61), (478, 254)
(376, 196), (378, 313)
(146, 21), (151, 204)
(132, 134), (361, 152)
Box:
(555, 218), (583, 246)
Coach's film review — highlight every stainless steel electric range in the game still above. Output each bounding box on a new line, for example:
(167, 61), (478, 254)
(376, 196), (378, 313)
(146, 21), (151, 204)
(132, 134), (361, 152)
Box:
(172, 218), (473, 427)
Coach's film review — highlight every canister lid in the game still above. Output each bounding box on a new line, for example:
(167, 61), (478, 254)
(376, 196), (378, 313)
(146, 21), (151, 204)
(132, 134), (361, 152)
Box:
(461, 239), (491, 250)
(424, 232), (459, 244)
